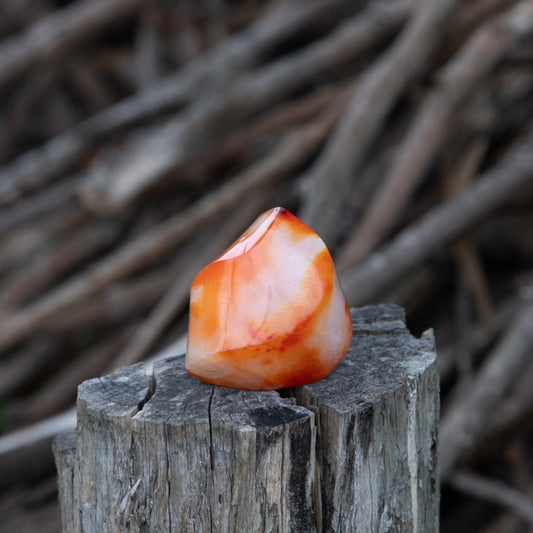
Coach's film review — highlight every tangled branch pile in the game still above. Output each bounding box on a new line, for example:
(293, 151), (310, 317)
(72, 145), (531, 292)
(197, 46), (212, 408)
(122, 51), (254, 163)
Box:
(1, 0), (533, 531)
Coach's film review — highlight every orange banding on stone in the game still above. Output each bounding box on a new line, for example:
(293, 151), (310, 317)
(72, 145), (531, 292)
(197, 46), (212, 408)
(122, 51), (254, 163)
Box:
(185, 207), (352, 390)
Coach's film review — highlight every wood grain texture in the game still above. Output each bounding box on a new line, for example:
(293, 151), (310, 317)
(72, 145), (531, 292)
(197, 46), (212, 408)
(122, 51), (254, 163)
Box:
(54, 305), (438, 532)
(52, 431), (76, 531)
(293, 305), (439, 532)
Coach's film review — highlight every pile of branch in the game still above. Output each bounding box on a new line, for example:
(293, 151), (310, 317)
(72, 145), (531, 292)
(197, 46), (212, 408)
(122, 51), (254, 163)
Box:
(1, 0), (533, 531)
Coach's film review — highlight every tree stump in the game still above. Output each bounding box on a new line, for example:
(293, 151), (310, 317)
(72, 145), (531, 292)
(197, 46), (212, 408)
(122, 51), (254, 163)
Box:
(54, 304), (439, 532)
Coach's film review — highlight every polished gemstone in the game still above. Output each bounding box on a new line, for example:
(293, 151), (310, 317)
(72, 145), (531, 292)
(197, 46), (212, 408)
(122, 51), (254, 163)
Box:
(185, 207), (352, 390)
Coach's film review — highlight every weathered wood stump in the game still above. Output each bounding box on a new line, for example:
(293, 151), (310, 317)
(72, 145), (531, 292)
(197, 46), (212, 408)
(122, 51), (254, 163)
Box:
(54, 304), (439, 532)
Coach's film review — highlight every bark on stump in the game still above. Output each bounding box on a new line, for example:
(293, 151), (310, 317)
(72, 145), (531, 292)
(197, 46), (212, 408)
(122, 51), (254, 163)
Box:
(54, 304), (439, 532)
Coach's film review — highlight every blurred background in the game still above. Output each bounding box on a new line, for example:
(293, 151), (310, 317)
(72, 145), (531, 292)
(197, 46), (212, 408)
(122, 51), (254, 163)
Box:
(1, 0), (533, 531)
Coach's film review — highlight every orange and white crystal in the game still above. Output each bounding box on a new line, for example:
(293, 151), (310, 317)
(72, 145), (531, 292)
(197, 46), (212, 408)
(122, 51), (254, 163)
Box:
(185, 207), (352, 390)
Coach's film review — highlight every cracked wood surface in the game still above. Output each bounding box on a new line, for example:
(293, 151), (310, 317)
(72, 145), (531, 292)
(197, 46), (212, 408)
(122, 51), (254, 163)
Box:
(54, 305), (438, 532)
(294, 305), (439, 532)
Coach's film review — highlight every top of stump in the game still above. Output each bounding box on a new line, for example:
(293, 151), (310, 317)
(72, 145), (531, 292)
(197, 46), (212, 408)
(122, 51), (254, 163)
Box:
(76, 304), (436, 422)
(296, 304), (436, 412)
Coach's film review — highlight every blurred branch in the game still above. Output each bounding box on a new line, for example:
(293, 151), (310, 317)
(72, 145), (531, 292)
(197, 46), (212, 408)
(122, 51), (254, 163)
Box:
(0, 339), (61, 399)
(0, 409), (76, 491)
(79, 0), (409, 213)
(0, 102), (343, 354)
(485, 353), (533, 443)
(0, 174), (82, 234)
(6, 334), (125, 427)
(0, 0), (350, 208)
(47, 266), (177, 334)
(0, 223), (119, 309)
(300, 0), (461, 246)
(0, 0), (145, 90)
(438, 298), (518, 383)
(440, 304), (533, 480)
(179, 82), (350, 185)
(445, 139), (495, 331)
(0, 70), (56, 165)
(449, 470), (533, 525)
(340, 126), (533, 306)
(336, 0), (533, 270)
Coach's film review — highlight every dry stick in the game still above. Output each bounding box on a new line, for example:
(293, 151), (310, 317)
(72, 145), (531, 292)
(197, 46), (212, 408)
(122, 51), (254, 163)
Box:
(109, 195), (269, 369)
(439, 0), (521, 70)
(94, 0), (351, 118)
(0, 408), (76, 491)
(0, 223), (119, 309)
(448, 0), (520, 49)
(2, 200), (89, 256)
(449, 470), (533, 525)
(478, 211), (533, 264)
(452, 239), (496, 324)
(0, 0), (348, 207)
(0, 0), (145, 89)
(82, 82), (347, 209)
(439, 304), (533, 481)
(133, 6), (160, 93)
(446, 139), (496, 331)
(47, 266), (178, 334)
(0, 478), (59, 523)
(203, 0), (228, 44)
(0, 174), (83, 233)
(438, 298), (517, 382)
(79, 1), (409, 212)
(451, 275), (476, 386)
(180, 82), (350, 184)
(340, 127), (533, 307)
(336, 0), (533, 270)
(441, 140), (498, 389)
(300, 0), (462, 247)
(481, 513), (524, 533)
(0, 104), (342, 354)
(0, 204), (88, 280)
(0, 69), (56, 165)
(0, 339), (60, 399)
(486, 357), (533, 442)
(67, 61), (116, 113)
(7, 334), (125, 427)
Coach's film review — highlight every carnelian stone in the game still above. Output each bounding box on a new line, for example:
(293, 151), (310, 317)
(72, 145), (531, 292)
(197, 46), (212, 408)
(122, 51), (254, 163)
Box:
(185, 207), (352, 390)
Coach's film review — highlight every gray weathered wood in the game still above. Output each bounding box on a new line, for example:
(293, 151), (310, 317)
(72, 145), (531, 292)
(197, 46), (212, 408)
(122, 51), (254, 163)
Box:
(52, 431), (76, 530)
(294, 304), (439, 532)
(54, 304), (438, 532)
